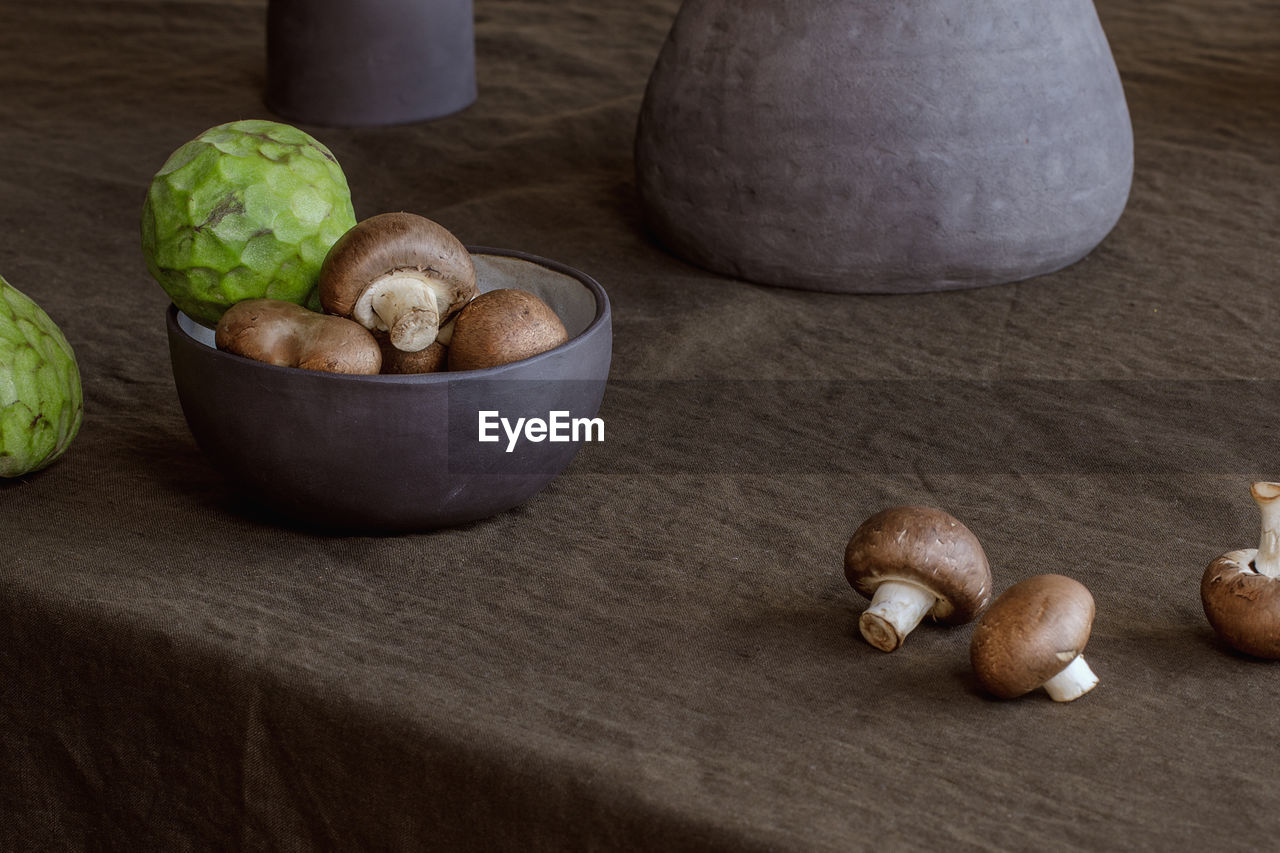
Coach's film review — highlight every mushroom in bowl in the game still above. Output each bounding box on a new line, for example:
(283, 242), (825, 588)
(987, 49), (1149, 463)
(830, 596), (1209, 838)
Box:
(215, 298), (382, 375)
(166, 248), (611, 531)
(448, 288), (569, 372)
(318, 211), (479, 353)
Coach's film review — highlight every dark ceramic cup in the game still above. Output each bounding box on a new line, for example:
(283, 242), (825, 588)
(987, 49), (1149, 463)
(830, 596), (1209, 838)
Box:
(166, 249), (611, 532)
(265, 0), (477, 126)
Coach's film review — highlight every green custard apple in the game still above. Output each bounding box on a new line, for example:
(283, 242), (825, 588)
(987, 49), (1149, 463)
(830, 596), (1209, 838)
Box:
(141, 119), (358, 327)
(0, 275), (83, 478)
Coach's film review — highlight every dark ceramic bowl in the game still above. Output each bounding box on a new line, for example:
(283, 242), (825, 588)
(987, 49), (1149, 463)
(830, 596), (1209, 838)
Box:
(166, 247), (611, 531)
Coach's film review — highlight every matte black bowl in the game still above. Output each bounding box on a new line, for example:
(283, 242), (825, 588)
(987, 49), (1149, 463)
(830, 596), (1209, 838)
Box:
(166, 247), (612, 531)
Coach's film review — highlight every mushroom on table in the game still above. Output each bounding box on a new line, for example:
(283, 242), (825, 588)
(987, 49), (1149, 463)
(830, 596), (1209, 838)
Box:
(843, 505), (992, 652)
(318, 212), (478, 353)
(970, 573), (1099, 702)
(1201, 481), (1280, 659)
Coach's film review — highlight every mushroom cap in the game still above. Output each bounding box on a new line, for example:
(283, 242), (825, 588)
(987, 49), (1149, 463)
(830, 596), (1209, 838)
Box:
(969, 573), (1096, 699)
(377, 335), (447, 375)
(1201, 549), (1280, 659)
(447, 288), (569, 372)
(843, 505), (992, 625)
(317, 211), (477, 319)
(215, 298), (381, 374)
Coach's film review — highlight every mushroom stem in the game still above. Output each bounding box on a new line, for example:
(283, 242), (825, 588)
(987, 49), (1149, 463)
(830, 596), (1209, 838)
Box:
(435, 315), (458, 346)
(859, 580), (937, 652)
(1252, 482), (1280, 579)
(354, 272), (445, 352)
(1041, 654), (1098, 702)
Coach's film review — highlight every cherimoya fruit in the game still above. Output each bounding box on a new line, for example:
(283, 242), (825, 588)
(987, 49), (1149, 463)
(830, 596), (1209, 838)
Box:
(0, 275), (83, 477)
(140, 119), (358, 327)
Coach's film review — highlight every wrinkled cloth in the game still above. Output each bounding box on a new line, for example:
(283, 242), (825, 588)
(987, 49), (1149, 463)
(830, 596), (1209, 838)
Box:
(4, 0), (1280, 850)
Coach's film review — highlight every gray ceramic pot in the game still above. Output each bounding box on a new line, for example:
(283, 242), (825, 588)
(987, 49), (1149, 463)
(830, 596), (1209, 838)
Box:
(166, 249), (611, 532)
(266, 0), (476, 126)
(634, 0), (1134, 293)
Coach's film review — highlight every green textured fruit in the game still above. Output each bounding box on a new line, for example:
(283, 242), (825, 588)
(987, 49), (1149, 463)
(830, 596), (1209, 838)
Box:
(140, 119), (358, 327)
(0, 276), (83, 477)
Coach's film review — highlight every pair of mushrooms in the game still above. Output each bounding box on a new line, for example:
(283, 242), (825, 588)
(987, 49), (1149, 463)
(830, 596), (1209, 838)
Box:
(215, 212), (567, 375)
(845, 505), (1099, 702)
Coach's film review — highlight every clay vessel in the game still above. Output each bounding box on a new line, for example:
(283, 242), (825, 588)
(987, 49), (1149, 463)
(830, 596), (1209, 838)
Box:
(266, 0), (476, 127)
(634, 1), (1134, 293)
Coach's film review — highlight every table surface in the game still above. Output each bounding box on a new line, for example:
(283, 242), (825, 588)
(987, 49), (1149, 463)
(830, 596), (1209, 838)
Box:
(5, 1), (1280, 850)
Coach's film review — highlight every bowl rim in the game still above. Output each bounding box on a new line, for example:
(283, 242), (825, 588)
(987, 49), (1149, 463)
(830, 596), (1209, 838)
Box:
(166, 245), (611, 384)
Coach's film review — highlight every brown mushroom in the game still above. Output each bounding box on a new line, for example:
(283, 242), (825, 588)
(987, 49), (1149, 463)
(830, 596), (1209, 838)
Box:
(844, 505), (992, 652)
(318, 212), (478, 353)
(215, 298), (381, 374)
(970, 574), (1098, 702)
(1201, 481), (1280, 659)
(377, 337), (447, 375)
(446, 288), (569, 372)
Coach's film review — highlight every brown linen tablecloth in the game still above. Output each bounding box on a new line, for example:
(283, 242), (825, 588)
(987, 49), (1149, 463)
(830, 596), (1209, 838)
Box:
(4, 0), (1280, 849)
